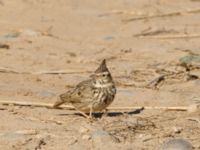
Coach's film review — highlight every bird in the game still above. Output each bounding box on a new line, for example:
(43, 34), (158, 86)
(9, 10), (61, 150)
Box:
(53, 59), (116, 118)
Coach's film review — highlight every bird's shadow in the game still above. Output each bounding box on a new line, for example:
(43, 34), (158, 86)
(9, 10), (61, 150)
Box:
(58, 107), (144, 118)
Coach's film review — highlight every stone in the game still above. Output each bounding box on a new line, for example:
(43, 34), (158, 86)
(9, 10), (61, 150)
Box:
(161, 138), (193, 150)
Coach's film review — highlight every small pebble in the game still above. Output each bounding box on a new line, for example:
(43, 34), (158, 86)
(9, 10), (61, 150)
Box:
(173, 126), (183, 134)
(0, 44), (10, 49)
(82, 134), (91, 140)
(79, 126), (89, 134)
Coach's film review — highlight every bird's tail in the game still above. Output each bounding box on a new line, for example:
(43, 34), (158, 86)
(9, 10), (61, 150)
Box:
(53, 93), (69, 108)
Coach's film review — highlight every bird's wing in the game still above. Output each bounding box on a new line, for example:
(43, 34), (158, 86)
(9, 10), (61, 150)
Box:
(53, 79), (95, 108)
(68, 79), (95, 104)
(59, 79), (95, 104)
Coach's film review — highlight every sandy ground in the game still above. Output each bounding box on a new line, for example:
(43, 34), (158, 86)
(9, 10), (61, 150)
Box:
(0, 0), (200, 149)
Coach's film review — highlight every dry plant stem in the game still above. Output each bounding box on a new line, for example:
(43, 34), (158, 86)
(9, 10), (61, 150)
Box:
(33, 70), (92, 75)
(187, 117), (200, 124)
(0, 67), (92, 75)
(123, 12), (181, 22)
(136, 34), (200, 39)
(0, 67), (19, 74)
(0, 100), (73, 109)
(123, 8), (200, 22)
(145, 75), (166, 88)
(0, 100), (192, 111)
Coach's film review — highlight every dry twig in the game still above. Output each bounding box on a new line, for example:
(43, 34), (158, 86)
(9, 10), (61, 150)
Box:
(145, 75), (166, 89)
(0, 67), (19, 74)
(123, 8), (200, 22)
(136, 34), (200, 39)
(33, 70), (91, 75)
(187, 117), (200, 124)
(0, 100), (197, 112)
(0, 67), (91, 75)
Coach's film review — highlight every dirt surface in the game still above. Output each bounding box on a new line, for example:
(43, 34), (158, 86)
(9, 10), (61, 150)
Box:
(0, 0), (200, 149)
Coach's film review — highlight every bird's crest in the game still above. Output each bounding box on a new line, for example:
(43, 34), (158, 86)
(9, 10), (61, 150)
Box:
(95, 59), (109, 73)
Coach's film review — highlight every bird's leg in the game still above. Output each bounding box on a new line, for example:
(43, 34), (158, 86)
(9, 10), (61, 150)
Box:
(101, 108), (109, 118)
(89, 106), (93, 119)
(75, 107), (96, 121)
(77, 110), (90, 118)
(87, 107), (98, 122)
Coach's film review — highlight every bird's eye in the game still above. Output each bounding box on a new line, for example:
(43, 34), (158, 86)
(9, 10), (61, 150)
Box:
(93, 90), (97, 94)
(78, 91), (81, 95)
(102, 74), (106, 77)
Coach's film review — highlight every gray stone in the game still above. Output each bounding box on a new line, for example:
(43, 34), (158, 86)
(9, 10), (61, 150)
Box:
(161, 138), (193, 150)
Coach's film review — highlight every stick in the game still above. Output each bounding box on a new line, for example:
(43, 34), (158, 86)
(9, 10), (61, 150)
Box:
(0, 100), (196, 111)
(0, 100), (73, 109)
(145, 75), (166, 88)
(136, 34), (200, 39)
(0, 67), (19, 74)
(123, 8), (200, 22)
(123, 12), (181, 22)
(134, 28), (178, 37)
(108, 106), (189, 111)
(0, 68), (92, 75)
(33, 70), (92, 75)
